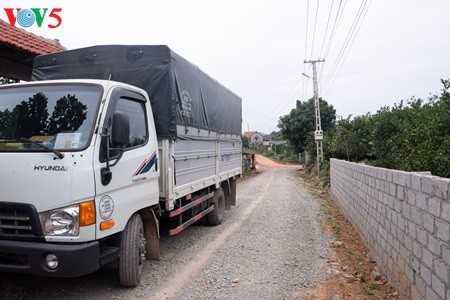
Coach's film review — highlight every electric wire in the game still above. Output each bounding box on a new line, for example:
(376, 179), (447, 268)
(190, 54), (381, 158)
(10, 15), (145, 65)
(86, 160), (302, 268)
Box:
(309, 0), (320, 60)
(305, 0), (310, 59)
(322, 0), (368, 91)
(321, 0), (368, 92)
(323, 0), (346, 60)
(249, 0), (311, 132)
(254, 79), (309, 132)
(318, 0), (345, 83)
(318, 0), (335, 59)
(251, 78), (304, 129)
(322, 0), (373, 97)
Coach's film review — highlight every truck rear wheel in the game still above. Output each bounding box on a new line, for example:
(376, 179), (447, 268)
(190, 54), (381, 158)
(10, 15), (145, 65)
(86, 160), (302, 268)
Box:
(207, 187), (225, 226)
(119, 213), (145, 287)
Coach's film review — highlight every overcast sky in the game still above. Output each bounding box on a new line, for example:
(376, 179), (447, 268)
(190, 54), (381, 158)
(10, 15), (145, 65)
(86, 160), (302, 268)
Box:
(4, 0), (450, 133)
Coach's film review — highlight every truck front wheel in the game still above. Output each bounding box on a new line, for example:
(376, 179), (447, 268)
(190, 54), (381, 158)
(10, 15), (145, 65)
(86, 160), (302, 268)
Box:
(207, 187), (225, 225)
(119, 213), (145, 287)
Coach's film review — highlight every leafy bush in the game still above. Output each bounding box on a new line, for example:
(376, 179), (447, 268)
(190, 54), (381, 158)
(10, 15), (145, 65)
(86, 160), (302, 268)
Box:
(278, 78), (450, 178)
(329, 78), (450, 178)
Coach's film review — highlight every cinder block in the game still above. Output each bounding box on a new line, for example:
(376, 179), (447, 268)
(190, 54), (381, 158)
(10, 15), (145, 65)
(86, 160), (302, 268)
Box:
(410, 286), (424, 300)
(403, 203), (412, 220)
(392, 210), (398, 226)
(441, 202), (450, 222)
(411, 208), (423, 226)
(386, 170), (393, 182)
(422, 213), (435, 234)
(413, 240), (423, 259)
(400, 244), (408, 261)
(414, 274), (427, 299)
(433, 178), (449, 200)
(403, 172), (411, 189)
(442, 247), (450, 268)
(436, 220), (449, 243)
(431, 274), (446, 299)
(416, 193), (428, 211)
(426, 286), (440, 300)
(433, 259), (448, 283)
(394, 199), (402, 214)
(421, 176), (434, 195)
(397, 185), (405, 201)
(394, 170), (409, 186)
(428, 197), (441, 217)
(389, 182), (397, 196)
(410, 254), (420, 272)
(411, 174), (422, 191)
(398, 216), (405, 231)
(397, 227), (405, 244)
(422, 248), (433, 269)
(405, 232), (414, 250)
(427, 234), (442, 256)
(393, 170), (402, 185)
(417, 227), (428, 247)
(420, 264), (432, 285)
(407, 189), (417, 206)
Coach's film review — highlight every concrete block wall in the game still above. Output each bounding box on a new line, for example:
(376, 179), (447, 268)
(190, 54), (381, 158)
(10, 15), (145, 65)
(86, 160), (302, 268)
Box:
(330, 159), (450, 300)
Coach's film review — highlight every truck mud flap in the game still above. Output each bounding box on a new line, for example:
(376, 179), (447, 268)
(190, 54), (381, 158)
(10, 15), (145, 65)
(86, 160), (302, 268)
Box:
(222, 178), (237, 210)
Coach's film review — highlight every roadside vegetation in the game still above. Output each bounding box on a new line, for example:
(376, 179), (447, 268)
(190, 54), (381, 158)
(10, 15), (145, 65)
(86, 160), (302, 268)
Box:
(276, 78), (450, 179)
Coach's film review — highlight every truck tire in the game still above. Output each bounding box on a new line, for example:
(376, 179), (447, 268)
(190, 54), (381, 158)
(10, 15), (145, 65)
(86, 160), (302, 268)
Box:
(119, 213), (145, 287)
(207, 187), (225, 226)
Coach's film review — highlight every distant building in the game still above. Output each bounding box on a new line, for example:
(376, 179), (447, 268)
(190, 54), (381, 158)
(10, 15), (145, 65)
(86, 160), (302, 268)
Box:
(263, 140), (287, 153)
(263, 140), (287, 147)
(243, 131), (264, 146)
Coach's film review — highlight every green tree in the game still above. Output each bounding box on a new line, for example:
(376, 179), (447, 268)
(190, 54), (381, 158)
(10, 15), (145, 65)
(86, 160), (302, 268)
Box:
(278, 98), (336, 153)
(328, 78), (449, 177)
(15, 92), (49, 138)
(242, 136), (250, 149)
(329, 114), (374, 161)
(47, 94), (87, 134)
(0, 107), (19, 138)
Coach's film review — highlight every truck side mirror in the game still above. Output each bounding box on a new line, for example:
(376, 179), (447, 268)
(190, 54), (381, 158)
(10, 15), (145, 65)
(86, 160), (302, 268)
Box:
(101, 112), (130, 186)
(111, 112), (130, 146)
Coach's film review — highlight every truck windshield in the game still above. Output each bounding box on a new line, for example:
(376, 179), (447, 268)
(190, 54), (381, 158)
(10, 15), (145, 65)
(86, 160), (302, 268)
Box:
(0, 84), (102, 152)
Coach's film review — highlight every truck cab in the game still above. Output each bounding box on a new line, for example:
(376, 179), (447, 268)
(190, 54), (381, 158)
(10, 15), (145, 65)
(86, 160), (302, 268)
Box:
(0, 79), (159, 280)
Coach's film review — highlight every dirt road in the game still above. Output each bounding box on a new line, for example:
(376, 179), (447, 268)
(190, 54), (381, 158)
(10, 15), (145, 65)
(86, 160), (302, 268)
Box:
(0, 155), (330, 299)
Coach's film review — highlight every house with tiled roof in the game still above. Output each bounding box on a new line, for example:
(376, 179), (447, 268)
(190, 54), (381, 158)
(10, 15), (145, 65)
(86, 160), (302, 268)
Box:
(243, 131), (264, 146)
(0, 18), (66, 81)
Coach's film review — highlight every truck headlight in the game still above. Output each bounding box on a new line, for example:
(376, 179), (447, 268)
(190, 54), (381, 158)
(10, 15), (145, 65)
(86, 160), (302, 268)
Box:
(39, 205), (80, 236)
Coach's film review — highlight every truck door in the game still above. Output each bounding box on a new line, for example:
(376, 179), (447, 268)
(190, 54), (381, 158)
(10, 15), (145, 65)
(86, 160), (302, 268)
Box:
(93, 88), (159, 239)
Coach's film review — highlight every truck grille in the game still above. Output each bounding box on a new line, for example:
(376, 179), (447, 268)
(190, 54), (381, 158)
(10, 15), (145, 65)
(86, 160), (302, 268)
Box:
(0, 202), (43, 240)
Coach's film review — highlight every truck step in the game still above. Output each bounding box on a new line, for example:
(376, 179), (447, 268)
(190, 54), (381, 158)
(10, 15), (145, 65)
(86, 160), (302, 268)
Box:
(99, 246), (119, 266)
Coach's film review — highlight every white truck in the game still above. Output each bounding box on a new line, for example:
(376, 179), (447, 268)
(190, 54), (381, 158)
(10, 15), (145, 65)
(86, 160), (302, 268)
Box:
(0, 45), (242, 286)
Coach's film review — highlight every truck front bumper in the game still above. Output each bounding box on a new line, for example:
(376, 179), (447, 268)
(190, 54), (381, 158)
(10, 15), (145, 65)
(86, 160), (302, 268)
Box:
(0, 239), (100, 277)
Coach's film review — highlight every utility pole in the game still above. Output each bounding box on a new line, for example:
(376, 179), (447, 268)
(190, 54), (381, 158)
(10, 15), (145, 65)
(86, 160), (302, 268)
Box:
(304, 59), (325, 174)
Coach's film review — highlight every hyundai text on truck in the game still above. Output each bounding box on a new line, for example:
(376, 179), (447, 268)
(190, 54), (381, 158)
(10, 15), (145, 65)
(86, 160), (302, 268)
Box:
(0, 45), (242, 286)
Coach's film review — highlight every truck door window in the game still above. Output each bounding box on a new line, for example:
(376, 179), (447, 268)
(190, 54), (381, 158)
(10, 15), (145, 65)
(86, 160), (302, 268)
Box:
(102, 96), (148, 160)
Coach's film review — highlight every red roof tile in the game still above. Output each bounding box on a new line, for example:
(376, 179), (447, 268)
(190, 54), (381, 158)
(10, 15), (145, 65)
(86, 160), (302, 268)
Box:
(244, 131), (256, 138)
(0, 18), (66, 54)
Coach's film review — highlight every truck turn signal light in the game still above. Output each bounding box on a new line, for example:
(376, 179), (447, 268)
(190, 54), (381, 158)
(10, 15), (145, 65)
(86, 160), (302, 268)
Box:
(80, 201), (95, 226)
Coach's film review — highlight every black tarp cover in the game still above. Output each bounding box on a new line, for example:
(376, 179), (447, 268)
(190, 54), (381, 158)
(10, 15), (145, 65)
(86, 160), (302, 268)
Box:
(31, 45), (242, 140)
